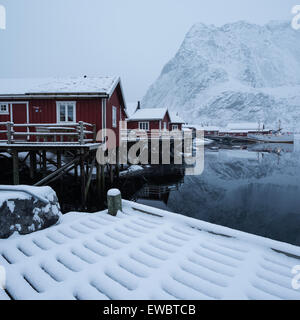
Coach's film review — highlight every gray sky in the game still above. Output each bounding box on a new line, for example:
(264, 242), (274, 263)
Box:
(0, 0), (297, 102)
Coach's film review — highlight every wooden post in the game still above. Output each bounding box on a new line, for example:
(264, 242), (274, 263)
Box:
(109, 164), (114, 184)
(93, 124), (97, 143)
(107, 189), (122, 216)
(29, 151), (36, 179)
(42, 150), (47, 176)
(96, 161), (101, 194)
(57, 151), (62, 169)
(6, 122), (12, 144)
(80, 152), (86, 206)
(12, 150), (19, 185)
(116, 147), (120, 178)
(74, 164), (78, 179)
(84, 156), (96, 202)
(79, 121), (84, 145)
(101, 165), (105, 192)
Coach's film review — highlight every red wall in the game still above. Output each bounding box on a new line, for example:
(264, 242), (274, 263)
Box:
(127, 120), (160, 130)
(106, 84), (126, 145)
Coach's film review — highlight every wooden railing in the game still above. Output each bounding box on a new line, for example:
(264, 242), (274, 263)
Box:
(0, 121), (97, 145)
(120, 129), (184, 141)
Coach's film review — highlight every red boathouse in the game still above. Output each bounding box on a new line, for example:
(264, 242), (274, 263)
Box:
(0, 76), (127, 144)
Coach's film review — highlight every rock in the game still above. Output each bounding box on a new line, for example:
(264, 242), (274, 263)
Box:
(0, 186), (62, 238)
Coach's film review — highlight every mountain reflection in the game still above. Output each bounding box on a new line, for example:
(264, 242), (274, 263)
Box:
(135, 139), (300, 246)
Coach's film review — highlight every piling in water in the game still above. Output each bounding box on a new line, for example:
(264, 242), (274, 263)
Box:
(107, 189), (122, 216)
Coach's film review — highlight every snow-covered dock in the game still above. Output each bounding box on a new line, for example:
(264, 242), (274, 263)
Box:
(1, 200), (300, 300)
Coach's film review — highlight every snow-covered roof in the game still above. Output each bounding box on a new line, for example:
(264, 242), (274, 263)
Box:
(201, 126), (220, 131)
(128, 108), (168, 121)
(126, 102), (139, 118)
(0, 76), (121, 97)
(1, 200), (300, 300)
(227, 123), (263, 131)
(170, 112), (185, 124)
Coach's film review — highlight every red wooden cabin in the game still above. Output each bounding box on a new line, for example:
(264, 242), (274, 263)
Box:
(0, 76), (127, 145)
(127, 108), (171, 133)
(169, 112), (185, 131)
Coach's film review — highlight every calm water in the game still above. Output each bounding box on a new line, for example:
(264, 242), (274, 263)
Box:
(133, 137), (300, 246)
(1, 137), (300, 246)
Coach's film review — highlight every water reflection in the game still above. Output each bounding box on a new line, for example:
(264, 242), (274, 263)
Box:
(134, 138), (300, 246)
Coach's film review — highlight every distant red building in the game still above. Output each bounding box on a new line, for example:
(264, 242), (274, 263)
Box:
(0, 76), (127, 145)
(169, 112), (185, 131)
(127, 108), (171, 132)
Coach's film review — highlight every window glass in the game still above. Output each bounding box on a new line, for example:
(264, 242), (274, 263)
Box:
(0, 104), (8, 113)
(112, 106), (117, 127)
(67, 104), (74, 122)
(139, 122), (149, 131)
(60, 104), (66, 122)
(58, 102), (75, 122)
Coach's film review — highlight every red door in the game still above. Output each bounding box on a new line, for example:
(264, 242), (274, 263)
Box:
(12, 104), (27, 141)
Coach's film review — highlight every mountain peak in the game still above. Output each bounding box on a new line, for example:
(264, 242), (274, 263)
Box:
(142, 20), (300, 128)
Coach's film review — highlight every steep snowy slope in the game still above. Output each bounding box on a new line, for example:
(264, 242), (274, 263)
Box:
(142, 21), (300, 129)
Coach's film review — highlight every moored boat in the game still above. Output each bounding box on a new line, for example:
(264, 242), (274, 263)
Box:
(248, 132), (294, 144)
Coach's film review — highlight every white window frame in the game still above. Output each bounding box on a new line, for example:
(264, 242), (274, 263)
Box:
(163, 122), (167, 131)
(172, 124), (179, 131)
(112, 106), (117, 128)
(56, 101), (76, 123)
(0, 103), (9, 115)
(139, 121), (149, 131)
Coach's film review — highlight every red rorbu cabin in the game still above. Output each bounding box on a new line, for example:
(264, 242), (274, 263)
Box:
(127, 108), (171, 134)
(0, 76), (127, 145)
(169, 112), (185, 131)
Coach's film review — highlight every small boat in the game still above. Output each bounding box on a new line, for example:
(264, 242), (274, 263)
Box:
(248, 120), (294, 144)
(247, 132), (294, 144)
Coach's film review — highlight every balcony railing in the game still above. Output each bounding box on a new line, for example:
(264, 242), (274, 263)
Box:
(0, 121), (97, 145)
(120, 129), (184, 141)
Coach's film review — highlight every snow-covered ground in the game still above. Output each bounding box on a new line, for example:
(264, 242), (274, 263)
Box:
(1, 200), (300, 300)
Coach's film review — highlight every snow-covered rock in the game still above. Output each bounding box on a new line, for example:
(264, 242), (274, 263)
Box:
(142, 21), (300, 130)
(0, 186), (62, 238)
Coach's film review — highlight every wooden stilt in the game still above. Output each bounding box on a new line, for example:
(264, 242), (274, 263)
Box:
(101, 165), (105, 192)
(116, 147), (120, 179)
(80, 152), (86, 206)
(42, 150), (47, 176)
(84, 156), (96, 202)
(29, 151), (36, 180)
(96, 161), (101, 194)
(57, 151), (62, 169)
(12, 150), (19, 185)
(74, 165), (78, 179)
(110, 164), (114, 185)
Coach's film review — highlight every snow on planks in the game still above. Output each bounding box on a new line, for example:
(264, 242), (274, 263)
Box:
(1, 200), (300, 300)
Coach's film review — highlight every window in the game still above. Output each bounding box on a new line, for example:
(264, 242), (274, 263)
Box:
(57, 102), (76, 123)
(139, 122), (149, 131)
(164, 122), (167, 130)
(172, 124), (179, 131)
(0, 103), (8, 114)
(112, 106), (117, 128)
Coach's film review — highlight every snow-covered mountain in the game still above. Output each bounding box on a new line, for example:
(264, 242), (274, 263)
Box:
(142, 21), (300, 129)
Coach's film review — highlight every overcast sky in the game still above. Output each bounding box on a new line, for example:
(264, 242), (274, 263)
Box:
(0, 0), (297, 102)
